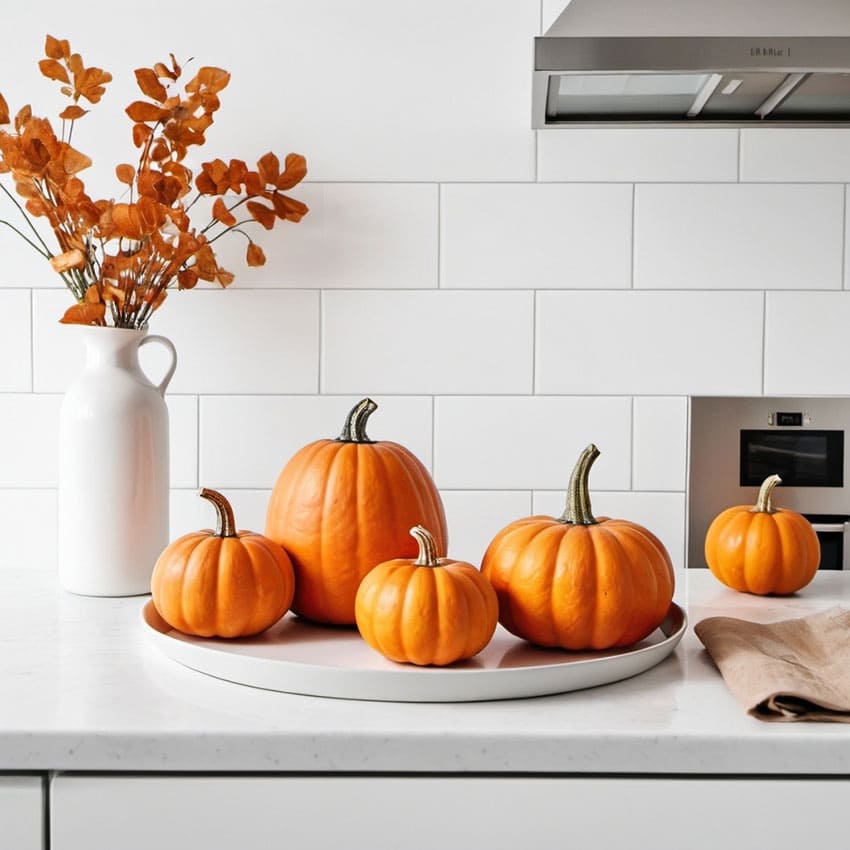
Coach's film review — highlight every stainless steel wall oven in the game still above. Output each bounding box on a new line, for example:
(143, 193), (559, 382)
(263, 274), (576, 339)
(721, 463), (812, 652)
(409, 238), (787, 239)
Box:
(689, 397), (850, 570)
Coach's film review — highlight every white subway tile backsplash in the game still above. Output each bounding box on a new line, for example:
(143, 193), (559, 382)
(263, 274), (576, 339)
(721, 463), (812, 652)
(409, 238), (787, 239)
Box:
(434, 396), (631, 490)
(33, 289), (320, 395)
(765, 292), (850, 395)
(200, 395), (434, 489)
(633, 397), (688, 492)
(440, 490), (533, 565)
(635, 184), (844, 290)
(539, 130), (738, 183)
(212, 184), (438, 289)
(167, 397), (198, 490)
(227, 0), (538, 181)
(0, 395), (61, 487)
(532, 490), (687, 587)
(536, 291), (764, 395)
(441, 184), (631, 289)
(0, 490), (57, 570)
(0, 291), (31, 392)
(0, 234), (62, 288)
(323, 291), (534, 394)
(741, 129), (850, 182)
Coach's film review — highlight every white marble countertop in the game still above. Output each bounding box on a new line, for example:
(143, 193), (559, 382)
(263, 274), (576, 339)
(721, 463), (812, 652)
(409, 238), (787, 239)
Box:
(2, 568), (850, 774)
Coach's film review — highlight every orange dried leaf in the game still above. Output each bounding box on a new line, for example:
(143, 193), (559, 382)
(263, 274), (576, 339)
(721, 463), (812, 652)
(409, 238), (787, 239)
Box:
(134, 68), (168, 102)
(154, 55), (181, 82)
(115, 163), (135, 185)
(49, 248), (86, 273)
(59, 302), (106, 325)
(39, 59), (69, 84)
(246, 200), (275, 230)
(246, 242), (266, 267)
(216, 267), (235, 287)
(132, 122), (153, 148)
(14, 105), (32, 132)
(212, 197), (236, 227)
(0, 92), (8, 125)
(60, 145), (92, 175)
(276, 153), (307, 189)
(177, 268), (198, 290)
(271, 193), (308, 222)
(185, 66), (230, 94)
(45, 35), (70, 61)
(126, 101), (169, 123)
(83, 284), (101, 304)
(59, 105), (87, 121)
(257, 152), (279, 186)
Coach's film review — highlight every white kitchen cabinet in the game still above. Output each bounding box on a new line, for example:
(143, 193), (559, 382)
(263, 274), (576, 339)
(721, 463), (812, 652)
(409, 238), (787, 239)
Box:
(50, 773), (849, 850)
(0, 775), (44, 850)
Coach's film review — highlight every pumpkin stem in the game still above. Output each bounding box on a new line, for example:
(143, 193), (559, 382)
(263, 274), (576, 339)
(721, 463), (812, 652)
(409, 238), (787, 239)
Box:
(411, 525), (442, 567)
(753, 473), (782, 514)
(337, 398), (377, 443)
(558, 444), (600, 526)
(199, 488), (238, 538)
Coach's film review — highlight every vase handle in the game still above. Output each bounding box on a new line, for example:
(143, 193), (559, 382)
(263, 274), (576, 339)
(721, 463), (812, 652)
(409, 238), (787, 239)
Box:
(139, 334), (178, 397)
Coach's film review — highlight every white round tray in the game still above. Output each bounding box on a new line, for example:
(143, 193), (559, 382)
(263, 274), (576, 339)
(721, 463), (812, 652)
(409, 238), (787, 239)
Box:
(141, 601), (686, 703)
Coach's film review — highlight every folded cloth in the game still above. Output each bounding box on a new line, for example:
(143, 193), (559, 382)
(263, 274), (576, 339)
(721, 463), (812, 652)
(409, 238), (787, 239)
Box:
(694, 607), (850, 722)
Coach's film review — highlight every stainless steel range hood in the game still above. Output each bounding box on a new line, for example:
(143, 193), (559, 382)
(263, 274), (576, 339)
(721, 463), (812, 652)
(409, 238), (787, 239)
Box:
(533, 0), (850, 127)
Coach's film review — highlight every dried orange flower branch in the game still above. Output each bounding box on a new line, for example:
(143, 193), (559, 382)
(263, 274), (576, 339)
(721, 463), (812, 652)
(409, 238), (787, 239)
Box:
(0, 35), (308, 328)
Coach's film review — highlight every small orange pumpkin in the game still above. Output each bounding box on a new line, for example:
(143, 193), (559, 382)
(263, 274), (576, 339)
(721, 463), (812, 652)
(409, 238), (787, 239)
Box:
(151, 488), (295, 638)
(481, 444), (675, 650)
(355, 525), (498, 666)
(265, 398), (448, 625)
(704, 473), (820, 595)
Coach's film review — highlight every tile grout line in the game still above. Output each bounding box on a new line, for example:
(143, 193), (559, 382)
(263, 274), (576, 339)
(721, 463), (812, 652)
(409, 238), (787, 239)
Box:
(531, 290), (538, 393)
(736, 129), (742, 182)
(761, 290), (768, 395)
(843, 184), (848, 291)
(195, 395), (201, 488)
(630, 184), (636, 289)
(629, 396), (635, 490)
(318, 289), (324, 393)
(29, 288), (35, 392)
(437, 182), (444, 287)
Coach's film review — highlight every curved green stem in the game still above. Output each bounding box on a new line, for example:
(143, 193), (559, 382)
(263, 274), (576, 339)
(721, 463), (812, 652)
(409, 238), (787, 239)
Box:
(558, 443), (600, 526)
(410, 525), (442, 567)
(337, 398), (377, 443)
(753, 474), (782, 514)
(199, 488), (237, 537)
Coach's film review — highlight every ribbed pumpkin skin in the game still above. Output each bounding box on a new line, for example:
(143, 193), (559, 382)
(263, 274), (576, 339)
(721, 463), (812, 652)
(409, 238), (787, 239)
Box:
(704, 507), (820, 595)
(151, 532), (295, 638)
(481, 516), (675, 650)
(265, 439), (447, 625)
(355, 559), (498, 666)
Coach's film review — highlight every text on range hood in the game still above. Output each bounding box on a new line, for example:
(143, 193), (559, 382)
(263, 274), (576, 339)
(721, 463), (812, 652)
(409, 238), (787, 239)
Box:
(533, 0), (850, 127)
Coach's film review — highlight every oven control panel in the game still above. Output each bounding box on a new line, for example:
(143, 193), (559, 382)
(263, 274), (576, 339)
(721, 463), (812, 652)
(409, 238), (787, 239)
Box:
(767, 411), (811, 426)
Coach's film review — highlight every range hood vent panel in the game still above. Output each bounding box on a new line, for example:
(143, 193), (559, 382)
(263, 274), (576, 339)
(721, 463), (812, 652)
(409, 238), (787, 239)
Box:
(534, 0), (850, 126)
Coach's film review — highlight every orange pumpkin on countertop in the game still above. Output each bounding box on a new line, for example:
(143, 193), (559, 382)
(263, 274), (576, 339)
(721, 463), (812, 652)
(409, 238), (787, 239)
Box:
(704, 473), (820, 595)
(151, 488), (295, 638)
(481, 444), (675, 650)
(355, 525), (498, 666)
(265, 398), (448, 625)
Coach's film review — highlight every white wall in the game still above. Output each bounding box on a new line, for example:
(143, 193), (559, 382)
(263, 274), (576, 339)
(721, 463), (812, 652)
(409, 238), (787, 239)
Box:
(1, 0), (848, 584)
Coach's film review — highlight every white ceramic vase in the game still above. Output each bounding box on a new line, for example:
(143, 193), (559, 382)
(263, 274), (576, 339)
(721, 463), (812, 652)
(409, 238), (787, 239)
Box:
(58, 326), (177, 596)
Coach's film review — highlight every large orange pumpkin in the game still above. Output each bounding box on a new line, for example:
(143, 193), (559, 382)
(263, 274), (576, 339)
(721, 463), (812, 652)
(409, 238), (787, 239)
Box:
(481, 444), (675, 650)
(355, 525), (498, 666)
(265, 398), (448, 625)
(151, 488), (295, 638)
(704, 473), (820, 595)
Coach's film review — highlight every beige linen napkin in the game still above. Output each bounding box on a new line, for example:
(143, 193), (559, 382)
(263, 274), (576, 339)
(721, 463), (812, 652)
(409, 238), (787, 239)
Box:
(694, 607), (850, 722)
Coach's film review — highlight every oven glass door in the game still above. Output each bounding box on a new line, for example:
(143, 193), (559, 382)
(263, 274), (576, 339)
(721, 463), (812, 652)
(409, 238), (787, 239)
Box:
(740, 429), (844, 487)
(804, 514), (849, 570)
